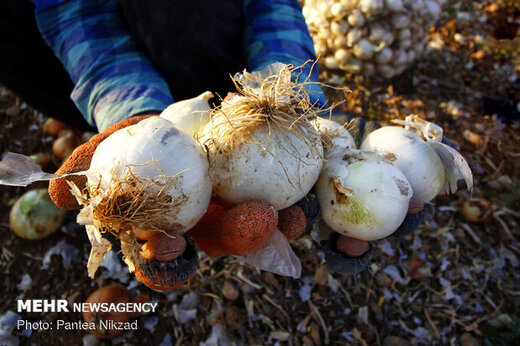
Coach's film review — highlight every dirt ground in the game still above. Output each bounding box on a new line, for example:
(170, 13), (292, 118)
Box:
(1, 1), (519, 345)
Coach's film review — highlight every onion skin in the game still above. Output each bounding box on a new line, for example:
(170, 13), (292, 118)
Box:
(10, 189), (65, 240)
(83, 285), (132, 339)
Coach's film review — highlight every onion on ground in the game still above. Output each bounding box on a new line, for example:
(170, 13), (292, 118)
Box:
(9, 188), (65, 240)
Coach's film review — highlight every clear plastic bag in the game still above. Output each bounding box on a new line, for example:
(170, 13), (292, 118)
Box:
(241, 229), (302, 279)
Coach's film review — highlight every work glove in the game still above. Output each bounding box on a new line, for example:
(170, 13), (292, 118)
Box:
(48, 114), (198, 290)
(187, 198), (308, 257)
(317, 111), (435, 276)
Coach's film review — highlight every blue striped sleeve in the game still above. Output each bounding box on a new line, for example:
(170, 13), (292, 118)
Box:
(243, 0), (328, 107)
(32, 0), (174, 131)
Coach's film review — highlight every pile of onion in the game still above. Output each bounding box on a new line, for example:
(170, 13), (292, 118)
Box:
(303, 0), (446, 78)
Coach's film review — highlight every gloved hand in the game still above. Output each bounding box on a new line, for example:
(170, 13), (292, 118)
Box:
(48, 114), (198, 290)
(187, 198), (308, 257)
(317, 111), (435, 276)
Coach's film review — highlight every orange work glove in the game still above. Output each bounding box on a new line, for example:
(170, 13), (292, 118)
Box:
(48, 114), (198, 290)
(187, 198), (308, 257)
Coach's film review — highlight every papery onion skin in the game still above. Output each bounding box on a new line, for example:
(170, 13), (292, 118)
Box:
(360, 126), (445, 202)
(87, 116), (212, 234)
(316, 150), (412, 241)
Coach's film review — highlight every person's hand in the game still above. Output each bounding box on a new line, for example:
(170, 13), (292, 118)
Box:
(318, 111), (434, 276)
(48, 113), (199, 290)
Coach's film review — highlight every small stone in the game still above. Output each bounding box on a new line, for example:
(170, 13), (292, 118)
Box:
(222, 281), (240, 301)
(460, 333), (481, 346)
(375, 273), (392, 287)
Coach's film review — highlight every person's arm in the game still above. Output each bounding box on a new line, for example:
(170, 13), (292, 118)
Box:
(242, 0), (327, 107)
(32, 0), (173, 131)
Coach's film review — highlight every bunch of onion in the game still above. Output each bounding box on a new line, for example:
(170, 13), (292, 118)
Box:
(302, 0), (446, 78)
(199, 63), (324, 211)
(310, 116), (411, 241)
(314, 114), (471, 241)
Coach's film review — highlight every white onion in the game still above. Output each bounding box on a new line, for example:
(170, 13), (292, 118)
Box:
(360, 126), (445, 201)
(353, 39), (376, 60)
(334, 48), (351, 64)
(375, 48), (393, 64)
(386, 0), (404, 12)
(316, 150), (412, 241)
(200, 63), (324, 210)
(360, 0), (383, 14)
(160, 91), (213, 138)
(360, 117), (472, 201)
(205, 124), (322, 210)
(86, 116), (212, 233)
(348, 9), (366, 27)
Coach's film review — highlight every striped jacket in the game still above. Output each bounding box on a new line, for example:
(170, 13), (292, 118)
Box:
(32, 0), (326, 131)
